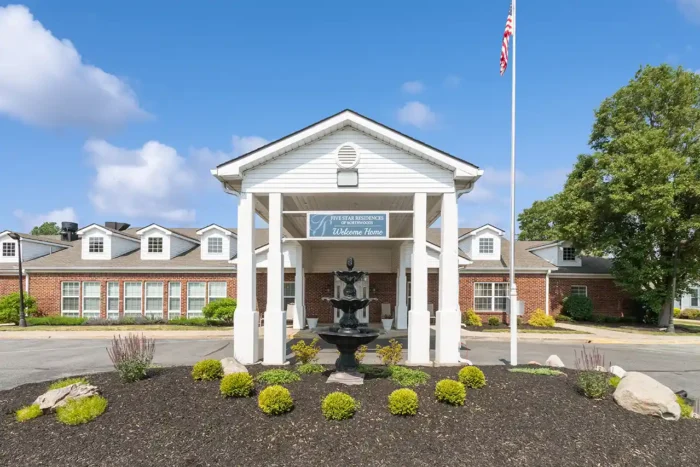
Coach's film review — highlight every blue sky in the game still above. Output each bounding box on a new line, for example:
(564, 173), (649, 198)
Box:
(1, 0), (699, 233)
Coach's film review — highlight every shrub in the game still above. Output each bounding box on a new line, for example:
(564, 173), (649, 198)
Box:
(297, 363), (325, 375)
(357, 364), (391, 378)
(577, 371), (609, 399)
(48, 377), (89, 391)
(291, 338), (321, 364)
(389, 366), (430, 387)
(321, 392), (357, 420)
(677, 395), (693, 419)
(168, 317), (216, 326)
(673, 307), (681, 318)
(202, 297), (236, 324)
(375, 339), (402, 366)
(0, 292), (37, 324)
(574, 346), (606, 371)
(458, 366), (486, 389)
(27, 316), (86, 326)
(591, 314), (606, 324)
(554, 314), (573, 322)
(562, 295), (594, 321)
(680, 308), (700, 320)
(355, 345), (368, 363)
(462, 309), (482, 327)
(527, 309), (555, 328)
(487, 316), (501, 326)
(258, 385), (293, 415)
(257, 369), (301, 385)
(15, 404), (42, 422)
(608, 376), (621, 388)
(107, 334), (156, 382)
(192, 359), (224, 381)
(56, 395), (108, 425)
(220, 373), (254, 397)
(509, 368), (564, 376)
(435, 379), (466, 406)
(388, 388), (418, 416)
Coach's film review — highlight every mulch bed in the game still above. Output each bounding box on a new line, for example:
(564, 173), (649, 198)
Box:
(2, 366), (699, 466)
(463, 324), (579, 332)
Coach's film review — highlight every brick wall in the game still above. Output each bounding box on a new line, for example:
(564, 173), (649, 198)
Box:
(0, 275), (23, 296)
(255, 272), (296, 313)
(305, 273), (334, 323)
(459, 273), (547, 322)
(550, 277), (632, 317)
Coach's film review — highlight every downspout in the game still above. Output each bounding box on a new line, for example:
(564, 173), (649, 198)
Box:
(25, 270), (29, 294)
(545, 269), (551, 315)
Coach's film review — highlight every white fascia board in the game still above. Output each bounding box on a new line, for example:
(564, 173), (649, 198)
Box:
(0, 231), (70, 249)
(458, 224), (505, 239)
(195, 224), (235, 236)
(136, 224), (200, 244)
(76, 224), (139, 243)
(526, 241), (564, 252)
(550, 273), (614, 278)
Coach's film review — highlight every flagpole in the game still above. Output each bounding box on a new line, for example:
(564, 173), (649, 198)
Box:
(509, 0), (518, 366)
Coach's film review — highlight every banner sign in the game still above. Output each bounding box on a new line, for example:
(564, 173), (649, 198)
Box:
(307, 213), (388, 239)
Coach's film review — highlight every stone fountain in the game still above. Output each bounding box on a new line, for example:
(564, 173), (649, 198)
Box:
(317, 257), (380, 385)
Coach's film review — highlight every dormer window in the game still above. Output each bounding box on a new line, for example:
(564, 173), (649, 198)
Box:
(148, 237), (163, 253)
(208, 237), (223, 254)
(563, 247), (576, 261)
(478, 238), (494, 255)
(2, 242), (15, 257)
(88, 237), (104, 253)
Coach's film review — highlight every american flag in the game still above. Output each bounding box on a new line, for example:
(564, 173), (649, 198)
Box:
(500, 3), (514, 75)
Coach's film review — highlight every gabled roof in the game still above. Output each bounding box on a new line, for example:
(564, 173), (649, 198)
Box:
(195, 224), (236, 236)
(457, 224), (504, 239)
(135, 224), (200, 243)
(526, 240), (563, 252)
(76, 224), (140, 241)
(0, 231), (73, 247)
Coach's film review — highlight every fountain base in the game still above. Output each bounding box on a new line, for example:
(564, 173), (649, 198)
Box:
(316, 326), (380, 376)
(326, 371), (364, 386)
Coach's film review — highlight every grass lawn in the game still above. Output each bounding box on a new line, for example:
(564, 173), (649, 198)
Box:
(0, 325), (232, 332)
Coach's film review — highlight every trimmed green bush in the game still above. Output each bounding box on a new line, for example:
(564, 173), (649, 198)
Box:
(202, 297), (236, 324)
(487, 316), (501, 326)
(554, 314), (573, 322)
(462, 309), (482, 327)
(48, 377), (89, 391)
(0, 292), (37, 324)
(258, 385), (293, 415)
(563, 295), (594, 321)
(677, 395), (693, 419)
(673, 307), (682, 318)
(192, 359), (224, 381)
(435, 379), (466, 406)
(220, 373), (254, 397)
(458, 366), (486, 389)
(528, 309), (555, 328)
(297, 363), (325, 375)
(388, 388), (418, 416)
(15, 404), (42, 422)
(56, 395), (108, 425)
(291, 338), (321, 364)
(509, 367), (564, 376)
(256, 369), (301, 385)
(680, 308), (700, 320)
(321, 392), (357, 421)
(608, 376), (621, 388)
(357, 364), (391, 378)
(389, 366), (430, 387)
(27, 316), (87, 326)
(577, 371), (609, 399)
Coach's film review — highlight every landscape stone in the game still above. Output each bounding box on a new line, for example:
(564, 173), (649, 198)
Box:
(33, 383), (99, 412)
(545, 355), (565, 367)
(327, 371), (364, 386)
(221, 357), (248, 375)
(609, 365), (626, 378)
(613, 371), (681, 421)
(527, 361), (542, 366)
(595, 365), (607, 372)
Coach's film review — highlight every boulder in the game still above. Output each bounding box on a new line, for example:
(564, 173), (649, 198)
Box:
(527, 361), (542, 366)
(221, 357), (248, 375)
(613, 372), (681, 421)
(609, 365), (626, 378)
(545, 355), (565, 368)
(595, 365), (607, 372)
(33, 383), (99, 412)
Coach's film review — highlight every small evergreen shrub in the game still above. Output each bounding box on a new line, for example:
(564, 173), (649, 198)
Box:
(56, 395), (108, 425)
(577, 371), (609, 399)
(677, 395), (693, 419)
(291, 338), (321, 364)
(321, 392), (357, 421)
(376, 339), (403, 366)
(107, 334), (156, 382)
(220, 372), (254, 397)
(27, 316), (86, 326)
(554, 314), (573, 322)
(0, 292), (37, 324)
(257, 369), (301, 385)
(202, 297), (236, 324)
(528, 309), (555, 328)
(355, 345), (368, 363)
(458, 366), (486, 389)
(258, 385), (293, 415)
(563, 295), (594, 321)
(680, 309), (700, 319)
(297, 363), (325, 375)
(389, 366), (430, 387)
(388, 388), (418, 416)
(48, 377), (89, 391)
(608, 376), (621, 388)
(435, 379), (466, 406)
(192, 359), (224, 381)
(15, 404), (42, 422)
(487, 316), (501, 326)
(509, 368), (564, 376)
(462, 309), (482, 327)
(357, 364), (391, 378)
(673, 307), (681, 318)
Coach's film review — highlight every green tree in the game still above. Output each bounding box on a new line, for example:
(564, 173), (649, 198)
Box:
(0, 292), (38, 324)
(202, 298), (236, 324)
(517, 198), (559, 241)
(31, 222), (61, 236)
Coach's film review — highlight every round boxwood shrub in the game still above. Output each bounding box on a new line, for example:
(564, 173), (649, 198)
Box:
(462, 309), (482, 327)
(388, 388), (418, 416)
(258, 385), (294, 415)
(487, 316), (501, 326)
(458, 366), (486, 389)
(202, 297), (236, 324)
(192, 359), (224, 381)
(562, 295), (594, 321)
(56, 395), (108, 425)
(220, 372), (254, 397)
(527, 309), (555, 328)
(435, 379), (466, 406)
(321, 392), (357, 421)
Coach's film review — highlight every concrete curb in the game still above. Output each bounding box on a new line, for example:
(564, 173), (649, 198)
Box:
(0, 331), (234, 340)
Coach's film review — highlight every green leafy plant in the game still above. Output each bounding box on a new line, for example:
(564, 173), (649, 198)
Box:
(0, 292), (37, 324)
(297, 363), (325, 375)
(677, 395), (693, 419)
(202, 297), (236, 324)
(256, 369), (301, 385)
(462, 309), (482, 327)
(458, 366), (486, 389)
(608, 375), (621, 388)
(357, 364), (391, 378)
(508, 368), (564, 376)
(389, 366), (430, 387)
(192, 359), (224, 381)
(27, 316), (87, 326)
(528, 309), (555, 328)
(291, 338), (321, 364)
(673, 307), (682, 318)
(487, 316), (501, 326)
(56, 395), (108, 425)
(48, 377), (89, 391)
(563, 295), (594, 321)
(574, 346), (606, 371)
(258, 385), (293, 415)
(388, 388), (418, 416)
(577, 371), (609, 399)
(554, 314), (573, 322)
(375, 339), (403, 366)
(435, 379), (466, 406)
(680, 309), (700, 319)
(15, 404), (42, 422)
(107, 334), (156, 382)
(321, 392), (357, 421)
(355, 345), (368, 363)
(220, 373), (254, 397)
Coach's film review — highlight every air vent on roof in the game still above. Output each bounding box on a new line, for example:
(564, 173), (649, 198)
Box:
(336, 143), (360, 169)
(105, 222), (131, 232)
(60, 222), (79, 242)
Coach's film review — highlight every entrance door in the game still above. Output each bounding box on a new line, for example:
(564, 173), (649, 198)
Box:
(333, 275), (370, 324)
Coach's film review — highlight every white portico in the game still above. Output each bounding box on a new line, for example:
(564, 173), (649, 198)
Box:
(212, 110), (482, 366)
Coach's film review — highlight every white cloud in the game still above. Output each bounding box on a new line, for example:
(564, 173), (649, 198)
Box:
(191, 134), (269, 189)
(13, 207), (78, 231)
(0, 5), (147, 129)
(444, 74), (461, 88)
(85, 139), (197, 223)
(677, 0), (700, 23)
(401, 81), (424, 94)
(232, 136), (269, 156)
(397, 101), (437, 129)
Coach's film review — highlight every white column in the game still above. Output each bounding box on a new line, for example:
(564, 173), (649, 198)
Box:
(264, 192), (287, 365)
(396, 244), (409, 330)
(234, 191), (259, 364)
(435, 192), (461, 364)
(292, 244), (305, 330)
(407, 192), (431, 365)
(545, 269), (550, 315)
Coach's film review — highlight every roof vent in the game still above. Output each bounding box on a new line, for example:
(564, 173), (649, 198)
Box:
(336, 143), (360, 169)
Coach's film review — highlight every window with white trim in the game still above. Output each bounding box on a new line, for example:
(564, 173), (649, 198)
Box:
(2, 242), (16, 257)
(88, 237), (104, 253)
(168, 282), (181, 320)
(148, 237), (163, 253)
(474, 282), (508, 311)
(145, 282), (164, 319)
(61, 281), (80, 317)
(107, 282), (119, 319)
(479, 237), (494, 254)
(563, 246), (576, 261)
(124, 282), (143, 315)
(284, 282), (296, 310)
(690, 287), (699, 307)
(187, 282), (206, 318)
(82, 282), (101, 320)
(208, 237), (223, 254)
(570, 285), (587, 297)
(208, 282), (227, 303)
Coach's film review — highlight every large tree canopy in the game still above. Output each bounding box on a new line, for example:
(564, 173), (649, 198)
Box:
(30, 222), (60, 236)
(519, 65), (700, 324)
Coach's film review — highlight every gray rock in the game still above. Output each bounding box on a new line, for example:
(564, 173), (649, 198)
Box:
(33, 383), (99, 412)
(327, 371), (364, 386)
(613, 372), (681, 421)
(527, 361), (542, 366)
(221, 357), (248, 375)
(595, 365), (607, 372)
(545, 355), (565, 368)
(609, 365), (626, 378)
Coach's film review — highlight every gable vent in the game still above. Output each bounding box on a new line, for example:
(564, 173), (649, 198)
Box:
(336, 143), (360, 169)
